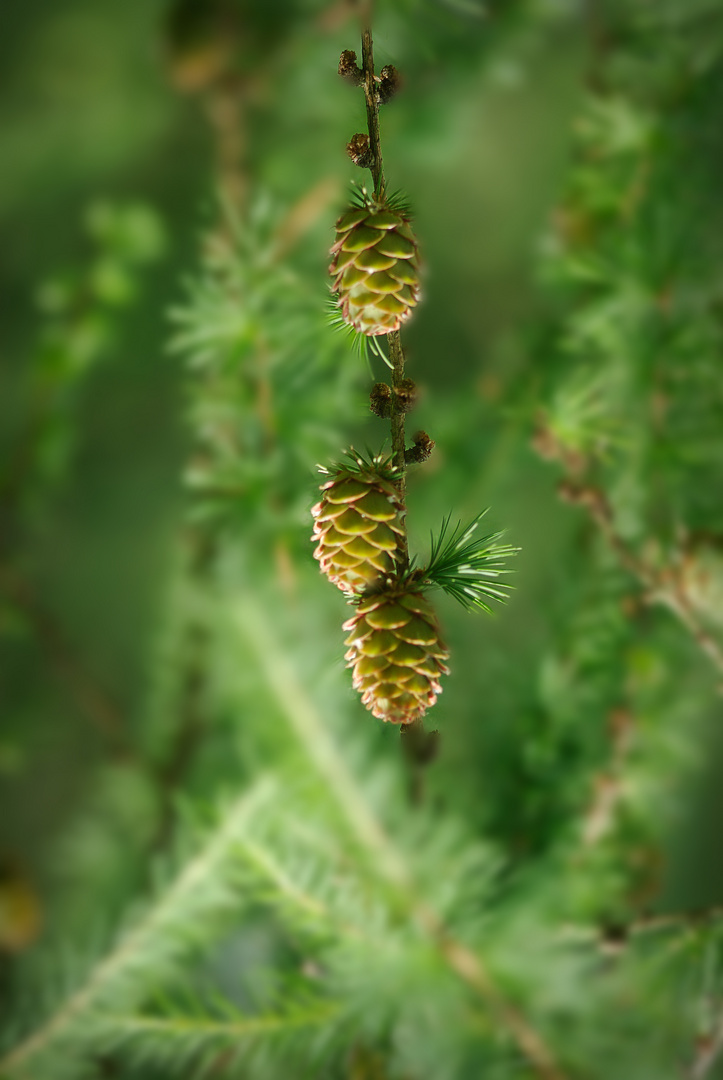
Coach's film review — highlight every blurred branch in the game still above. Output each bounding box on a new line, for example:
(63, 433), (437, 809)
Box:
(149, 604), (209, 853)
(560, 905), (723, 954)
(234, 595), (568, 1080)
(690, 1014), (723, 1080)
(0, 782), (272, 1078)
(579, 707), (633, 848)
(0, 565), (131, 758)
(204, 76), (248, 214)
(89, 1001), (339, 1053)
(558, 481), (723, 684)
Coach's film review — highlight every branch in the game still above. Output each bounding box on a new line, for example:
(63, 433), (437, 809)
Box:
(558, 481), (723, 685)
(388, 331), (409, 570)
(358, 26), (408, 572)
(91, 999), (339, 1073)
(233, 595), (568, 1080)
(559, 905), (723, 956)
(689, 1013), (723, 1080)
(204, 75), (248, 215)
(360, 27), (385, 200)
(0, 565), (131, 758)
(579, 707), (633, 848)
(0, 782), (273, 1077)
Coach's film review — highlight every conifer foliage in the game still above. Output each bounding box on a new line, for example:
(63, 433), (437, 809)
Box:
(2, 3), (723, 1080)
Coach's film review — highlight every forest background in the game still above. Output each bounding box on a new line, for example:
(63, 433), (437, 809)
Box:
(2, 1), (723, 1078)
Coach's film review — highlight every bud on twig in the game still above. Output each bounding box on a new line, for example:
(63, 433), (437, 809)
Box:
(370, 382), (392, 418)
(405, 430), (435, 464)
(378, 64), (402, 104)
(338, 49), (364, 85)
(395, 378), (418, 414)
(346, 133), (374, 169)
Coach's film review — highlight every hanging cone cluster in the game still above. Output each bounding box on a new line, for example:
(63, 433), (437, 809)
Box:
(313, 49), (514, 728)
(311, 457), (405, 594)
(329, 200), (421, 336)
(343, 586), (450, 725)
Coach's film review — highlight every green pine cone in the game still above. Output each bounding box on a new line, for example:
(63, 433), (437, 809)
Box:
(343, 586), (450, 724)
(329, 200), (421, 336)
(311, 459), (405, 594)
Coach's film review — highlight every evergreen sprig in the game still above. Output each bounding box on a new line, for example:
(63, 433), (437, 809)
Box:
(421, 512), (518, 613)
(94, 990), (341, 1078)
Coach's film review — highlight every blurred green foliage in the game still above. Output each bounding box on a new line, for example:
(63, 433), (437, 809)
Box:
(2, 1), (723, 1078)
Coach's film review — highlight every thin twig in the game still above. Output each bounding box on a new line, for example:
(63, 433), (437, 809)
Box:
(580, 707), (633, 848)
(388, 330), (409, 570)
(204, 75), (248, 214)
(149, 587), (210, 853)
(92, 1004), (338, 1043)
(359, 26), (408, 572)
(360, 27), (385, 200)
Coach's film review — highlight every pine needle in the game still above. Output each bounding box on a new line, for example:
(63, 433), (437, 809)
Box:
(325, 297), (370, 363)
(316, 446), (399, 483)
(421, 512), (519, 613)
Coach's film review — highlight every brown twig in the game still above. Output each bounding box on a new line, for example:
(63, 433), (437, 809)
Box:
(360, 27), (385, 200)
(388, 330), (410, 571)
(204, 75), (248, 214)
(358, 25), (408, 573)
(580, 706), (633, 848)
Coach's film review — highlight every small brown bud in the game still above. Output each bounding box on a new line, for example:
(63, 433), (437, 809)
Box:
(370, 382), (392, 418)
(378, 64), (402, 104)
(405, 430), (435, 464)
(346, 133), (374, 169)
(338, 49), (364, 85)
(395, 378), (418, 413)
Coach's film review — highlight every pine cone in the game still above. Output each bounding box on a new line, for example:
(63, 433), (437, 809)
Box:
(329, 200), (421, 336)
(343, 587), (450, 724)
(311, 459), (405, 594)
